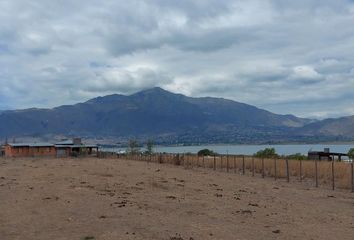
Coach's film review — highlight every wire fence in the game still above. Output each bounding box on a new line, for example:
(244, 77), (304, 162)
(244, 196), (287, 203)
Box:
(98, 152), (354, 192)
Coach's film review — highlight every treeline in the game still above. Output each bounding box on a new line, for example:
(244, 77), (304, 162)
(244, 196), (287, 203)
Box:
(197, 147), (354, 160)
(125, 139), (354, 161)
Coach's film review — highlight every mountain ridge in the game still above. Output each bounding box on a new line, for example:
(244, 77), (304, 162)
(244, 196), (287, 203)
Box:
(0, 87), (352, 144)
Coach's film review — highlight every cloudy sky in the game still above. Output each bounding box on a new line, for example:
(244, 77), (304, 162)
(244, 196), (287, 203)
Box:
(1, 0), (354, 119)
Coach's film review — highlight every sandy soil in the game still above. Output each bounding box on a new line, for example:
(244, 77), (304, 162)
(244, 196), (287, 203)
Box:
(0, 157), (354, 240)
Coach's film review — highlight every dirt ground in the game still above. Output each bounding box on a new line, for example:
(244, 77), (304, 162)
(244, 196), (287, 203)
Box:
(1, 157), (354, 240)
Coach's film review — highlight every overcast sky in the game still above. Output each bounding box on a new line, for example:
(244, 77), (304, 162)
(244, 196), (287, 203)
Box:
(1, 0), (354, 119)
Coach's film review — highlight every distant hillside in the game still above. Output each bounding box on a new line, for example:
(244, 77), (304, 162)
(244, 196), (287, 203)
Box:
(299, 115), (354, 138)
(0, 87), (352, 144)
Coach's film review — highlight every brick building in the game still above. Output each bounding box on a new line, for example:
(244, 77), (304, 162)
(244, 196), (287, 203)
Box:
(4, 143), (56, 157)
(3, 138), (98, 158)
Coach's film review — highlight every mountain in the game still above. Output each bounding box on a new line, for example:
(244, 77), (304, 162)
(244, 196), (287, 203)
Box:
(0, 87), (351, 144)
(299, 115), (354, 138)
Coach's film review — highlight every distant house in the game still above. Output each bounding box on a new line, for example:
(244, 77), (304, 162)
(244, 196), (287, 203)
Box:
(55, 138), (98, 157)
(3, 138), (98, 158)
(308, 148), (348, 161)
(4, 143), (56, 158)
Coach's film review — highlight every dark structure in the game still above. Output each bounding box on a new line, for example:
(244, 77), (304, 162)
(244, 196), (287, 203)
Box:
(308, 148), (348, 161)
(0, 145), (4, 156)
(55, 138), (98, 157)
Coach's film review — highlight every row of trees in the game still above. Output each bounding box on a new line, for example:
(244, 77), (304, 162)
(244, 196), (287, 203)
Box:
(125, 142), (354, 161)
(197, 147), (354, 160)
(254, 147), (354, 160)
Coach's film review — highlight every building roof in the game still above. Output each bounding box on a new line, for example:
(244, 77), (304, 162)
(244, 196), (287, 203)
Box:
(55, 144), (98, 148)
(7, 141), (96, 148)
(308, 151), (348, 156)
(84, 144), (98, 148)
(55, 140), (74, 145)
(8, 143), (54, 147)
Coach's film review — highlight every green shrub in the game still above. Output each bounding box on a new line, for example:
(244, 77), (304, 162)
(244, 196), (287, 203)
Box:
(197, 149), (217, 156)
(254, 148), (278, 158)
(348, 148), (354, 160)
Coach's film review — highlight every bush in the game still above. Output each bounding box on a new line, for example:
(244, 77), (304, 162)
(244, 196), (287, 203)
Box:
(254, 148), (278, 158)
(348, 148), (354, 160)
(197, 149), (217, 156)
(146, 139), (154, 155)
(127, 140), (140, 154)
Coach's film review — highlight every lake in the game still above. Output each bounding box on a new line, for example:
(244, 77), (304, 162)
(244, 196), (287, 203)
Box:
(104, 143), (354, 156)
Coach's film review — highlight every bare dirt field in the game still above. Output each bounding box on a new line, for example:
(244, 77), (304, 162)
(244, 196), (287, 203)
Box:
(1, 157), (354, 240)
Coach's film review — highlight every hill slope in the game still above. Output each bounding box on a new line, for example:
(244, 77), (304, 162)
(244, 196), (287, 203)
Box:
(299, 115), (354, 138)
(1, 87), (346, 144)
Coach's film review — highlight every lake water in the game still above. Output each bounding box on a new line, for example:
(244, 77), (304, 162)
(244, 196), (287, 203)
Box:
(104, 143), (354, 156)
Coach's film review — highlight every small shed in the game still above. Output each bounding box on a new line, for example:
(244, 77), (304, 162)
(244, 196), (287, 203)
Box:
(308, 148), (348, 161)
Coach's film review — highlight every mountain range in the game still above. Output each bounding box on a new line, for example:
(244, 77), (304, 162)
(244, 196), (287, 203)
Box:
(0, 87), (353, 144)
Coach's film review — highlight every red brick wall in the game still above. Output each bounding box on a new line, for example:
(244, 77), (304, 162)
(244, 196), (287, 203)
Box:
(4, 145), (30, 157)
(29, 146), (56, 157)
(4, 145), (56, 157)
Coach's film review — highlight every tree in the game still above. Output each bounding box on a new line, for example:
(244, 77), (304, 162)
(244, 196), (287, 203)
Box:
(254, 148), (278, 158)
(127, 140), (140, 155)
(198, 148), (217, 156)
(146, 139), (154, 155)
(348, 148), (354, 160)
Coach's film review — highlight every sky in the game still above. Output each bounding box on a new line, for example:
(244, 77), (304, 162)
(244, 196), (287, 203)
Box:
(1, 0), (354, 119)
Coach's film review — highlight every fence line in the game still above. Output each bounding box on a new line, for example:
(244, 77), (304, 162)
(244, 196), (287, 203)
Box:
(98, 151), (354, 192)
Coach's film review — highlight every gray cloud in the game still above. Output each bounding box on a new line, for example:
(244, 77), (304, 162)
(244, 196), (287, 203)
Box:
(1, 0), (354, 118)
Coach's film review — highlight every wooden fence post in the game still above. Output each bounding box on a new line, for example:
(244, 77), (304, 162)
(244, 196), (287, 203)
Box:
(203, 155), (205, 168)
(331, 159), (335, 191)
(299, 158), (302, 182)
(351, 161), (354, 193)
(242, 155), (245, 175)
(227, 154), (229, 173)
(220, 155), (223, 171)
(213, 155), (216, 171)
(286, 159), (289, 183)
(262, 158), (265, 178)
(274, 158), (277, 180)
(233, 155), (236, 173)
(252, 157), (255, 177)
(315, 158), (319, 188)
